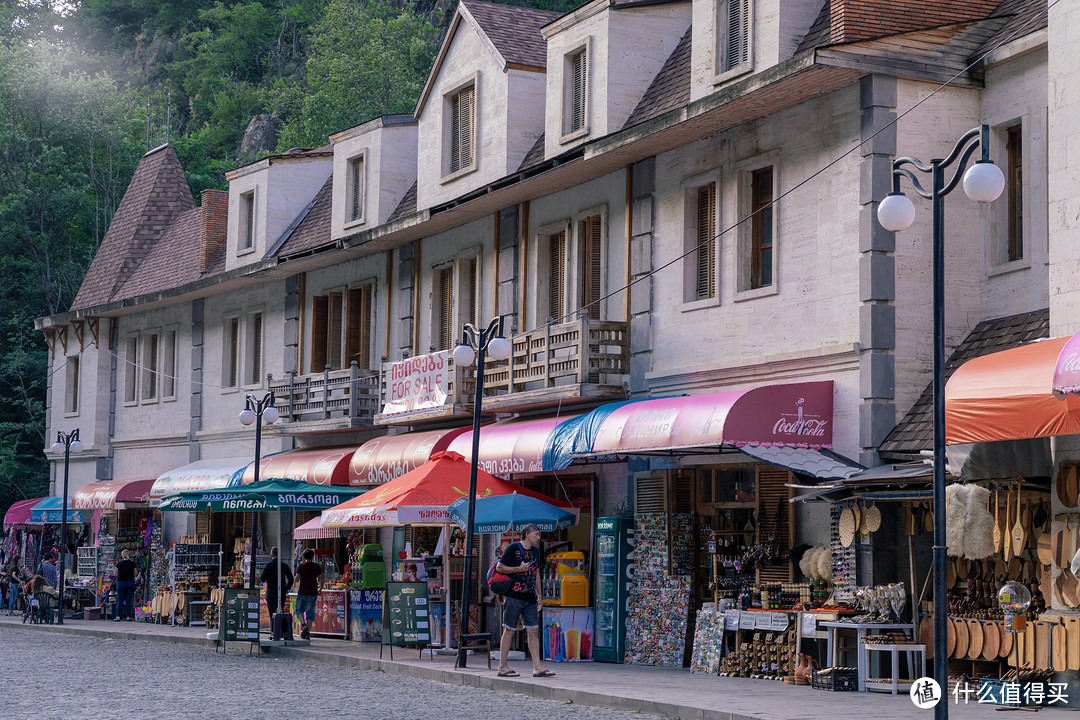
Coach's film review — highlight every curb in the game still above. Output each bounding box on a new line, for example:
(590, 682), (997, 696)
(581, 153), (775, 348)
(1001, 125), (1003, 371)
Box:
(5, 620), (216, 647)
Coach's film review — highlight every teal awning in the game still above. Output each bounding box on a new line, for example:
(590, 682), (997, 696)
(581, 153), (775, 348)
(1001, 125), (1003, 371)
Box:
(158, 478), (368, 512)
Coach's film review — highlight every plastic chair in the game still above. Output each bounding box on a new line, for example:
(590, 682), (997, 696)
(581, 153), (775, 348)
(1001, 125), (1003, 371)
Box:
(32, 592), (58, 624)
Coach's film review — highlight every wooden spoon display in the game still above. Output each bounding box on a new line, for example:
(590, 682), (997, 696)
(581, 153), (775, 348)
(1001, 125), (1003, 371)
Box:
(953, 617), (969, 659)
(1038, 532), (1053, 565)
(1012, 485), (1026, 554)
(966, 619), (983, 659)
(946, 559), (957, 589)
(925, 503), (934, 533)
(1068, 465), (1079, 508)
(919, 615), (934, 659)
(1035, 622), (1049, 670)
(993, 490), (1002, 552)
(1004, 491), (1013, 560)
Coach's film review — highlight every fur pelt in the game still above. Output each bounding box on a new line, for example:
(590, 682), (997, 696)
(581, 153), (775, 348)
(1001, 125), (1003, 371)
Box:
(945, 484), (969, 557)
(962, 484), (996, 559)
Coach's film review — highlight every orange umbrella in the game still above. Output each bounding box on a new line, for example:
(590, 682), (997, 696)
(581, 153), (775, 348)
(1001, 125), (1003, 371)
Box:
(320, 451), (571, 527)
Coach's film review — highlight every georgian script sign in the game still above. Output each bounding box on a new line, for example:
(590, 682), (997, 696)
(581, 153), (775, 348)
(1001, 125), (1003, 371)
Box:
(382, 351), (450, 417)
(1054, 332), (1080, 397)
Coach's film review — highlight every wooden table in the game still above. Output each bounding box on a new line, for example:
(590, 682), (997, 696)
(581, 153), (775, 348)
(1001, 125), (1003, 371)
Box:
(862, 643), (926, 694)
(819, 621), (916, 692)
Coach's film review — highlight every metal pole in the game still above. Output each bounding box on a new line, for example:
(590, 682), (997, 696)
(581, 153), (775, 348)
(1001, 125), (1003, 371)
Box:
(457, 338), (486, 668)
(250, 406), (262, 592)
(931, 160), (947, 720)
(58, 441), (70, 625)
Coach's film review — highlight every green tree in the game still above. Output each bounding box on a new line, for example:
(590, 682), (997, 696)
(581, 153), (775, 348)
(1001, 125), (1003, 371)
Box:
(276, 0), (438, 148)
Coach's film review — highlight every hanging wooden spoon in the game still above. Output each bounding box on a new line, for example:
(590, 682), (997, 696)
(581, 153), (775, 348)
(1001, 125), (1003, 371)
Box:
(993, 489), (1001, 553)
(1003, 490), (1013, 560)
(1012, 483), (1026, 555)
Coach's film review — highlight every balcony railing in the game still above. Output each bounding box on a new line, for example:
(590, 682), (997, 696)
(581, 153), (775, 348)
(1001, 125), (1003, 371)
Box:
(268, 362), (380, 426)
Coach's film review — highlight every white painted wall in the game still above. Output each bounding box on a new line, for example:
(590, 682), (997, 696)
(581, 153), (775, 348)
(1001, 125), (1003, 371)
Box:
(689, 0), (820, 103)
(226, 156), (332, 270)
(331, 119), (418, 240)
(979, 46), (1049, 320)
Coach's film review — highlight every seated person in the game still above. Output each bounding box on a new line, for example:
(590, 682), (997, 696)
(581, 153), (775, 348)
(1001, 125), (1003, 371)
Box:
(28, 574), (58, 598)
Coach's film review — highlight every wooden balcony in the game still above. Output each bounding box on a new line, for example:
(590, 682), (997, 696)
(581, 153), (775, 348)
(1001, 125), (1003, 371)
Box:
(374, 318), (629, 426)
(265, 362), (380, 433)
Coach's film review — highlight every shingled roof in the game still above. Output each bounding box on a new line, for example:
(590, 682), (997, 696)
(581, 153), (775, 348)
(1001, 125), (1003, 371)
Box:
(73, 145), (195, 309)
(387, 181), (418, 224)
(119, 207), (210, 297)
(461, 0), (560, 69)
(623, 26), (692, 130)
(275, 175), (334, 258)
(975, 0), (1047, 57)
(879, 308), (1050, 458)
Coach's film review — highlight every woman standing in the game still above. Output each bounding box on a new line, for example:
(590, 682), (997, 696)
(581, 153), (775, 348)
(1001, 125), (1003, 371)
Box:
(2, 554), (23, 614)
(114, 549), (138, 621)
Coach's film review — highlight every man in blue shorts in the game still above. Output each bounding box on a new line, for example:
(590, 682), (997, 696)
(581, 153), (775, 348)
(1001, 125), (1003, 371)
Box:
(494, 524), (554, 678)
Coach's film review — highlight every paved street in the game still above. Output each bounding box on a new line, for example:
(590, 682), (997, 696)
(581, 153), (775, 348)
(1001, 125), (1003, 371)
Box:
(0, 625), (659, 720)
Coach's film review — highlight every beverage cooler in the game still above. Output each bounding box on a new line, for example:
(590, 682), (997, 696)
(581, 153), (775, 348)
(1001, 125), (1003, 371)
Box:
(592, 516), (635, 663)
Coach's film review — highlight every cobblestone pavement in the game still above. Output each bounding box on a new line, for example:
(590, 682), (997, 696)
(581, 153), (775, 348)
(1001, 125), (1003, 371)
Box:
(1, 625), (663, 720)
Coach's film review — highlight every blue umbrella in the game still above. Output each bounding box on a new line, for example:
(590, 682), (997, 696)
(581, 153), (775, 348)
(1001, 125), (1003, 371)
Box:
(448, 493), (577, 534)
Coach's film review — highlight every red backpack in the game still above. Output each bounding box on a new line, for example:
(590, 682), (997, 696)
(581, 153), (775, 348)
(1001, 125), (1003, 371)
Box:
(485, 561), (513, 595)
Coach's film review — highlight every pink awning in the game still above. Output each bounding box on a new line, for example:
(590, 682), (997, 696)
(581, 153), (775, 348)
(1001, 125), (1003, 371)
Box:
(1053, 333), (1080, 397)
(242, 447), (355, 486)
(294, 515), (340, 540)
(72, 479), (155, 510)
(583, 381), (833, 456)
(348, 427), (468, 485)
(4, 497), (45, 528)
(447, 416), (578, 476)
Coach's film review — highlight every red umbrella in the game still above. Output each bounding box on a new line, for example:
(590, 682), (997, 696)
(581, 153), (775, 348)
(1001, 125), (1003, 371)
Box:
(321, 451), (570, 527)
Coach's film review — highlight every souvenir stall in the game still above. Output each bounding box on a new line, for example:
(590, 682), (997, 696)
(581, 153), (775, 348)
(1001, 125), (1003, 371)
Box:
(158, 480), (368, 632)
(2, 498), (47, 586)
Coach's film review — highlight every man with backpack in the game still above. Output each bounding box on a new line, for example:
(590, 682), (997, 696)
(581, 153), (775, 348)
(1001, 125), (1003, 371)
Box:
(494, 524), (555, 678)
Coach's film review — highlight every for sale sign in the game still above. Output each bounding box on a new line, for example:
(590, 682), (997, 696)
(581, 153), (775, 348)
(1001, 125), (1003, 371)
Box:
(381, 351), (450, 417)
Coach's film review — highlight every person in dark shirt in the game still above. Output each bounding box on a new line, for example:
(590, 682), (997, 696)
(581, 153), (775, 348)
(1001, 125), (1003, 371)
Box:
(114, 549), (139, 621)
(294, 548), (323, 639)
(259, 546), (294, 616)
(494, 524), (554, 678)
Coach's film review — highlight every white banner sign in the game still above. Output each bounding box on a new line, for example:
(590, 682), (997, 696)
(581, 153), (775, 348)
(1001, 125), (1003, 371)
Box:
(381, 351), (450, 417)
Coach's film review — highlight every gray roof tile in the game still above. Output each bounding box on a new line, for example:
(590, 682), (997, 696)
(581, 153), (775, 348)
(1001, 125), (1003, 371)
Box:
(623, 26), (692, 130)
(463, 0), (561, 69)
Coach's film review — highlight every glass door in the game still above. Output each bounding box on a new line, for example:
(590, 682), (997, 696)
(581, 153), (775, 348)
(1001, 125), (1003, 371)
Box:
(594, 533), (615, 649)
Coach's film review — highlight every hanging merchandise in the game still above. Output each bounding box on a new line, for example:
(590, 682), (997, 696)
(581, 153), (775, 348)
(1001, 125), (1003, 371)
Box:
(624, 575), (692, 666)
(962, 484), (995, 560)
(689, 606), (725, 674)
(829, 505), (856, 601)
(945, 484), (969, 556)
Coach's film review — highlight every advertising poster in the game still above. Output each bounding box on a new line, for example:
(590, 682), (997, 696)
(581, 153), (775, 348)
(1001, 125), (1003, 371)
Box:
(542, 607), (594, 662)
(313, 591), (348, 635)
(349, 589), (383, 642)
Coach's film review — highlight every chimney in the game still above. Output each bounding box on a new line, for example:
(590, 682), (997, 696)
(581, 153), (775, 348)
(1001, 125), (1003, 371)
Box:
(199, 189), (229, 274)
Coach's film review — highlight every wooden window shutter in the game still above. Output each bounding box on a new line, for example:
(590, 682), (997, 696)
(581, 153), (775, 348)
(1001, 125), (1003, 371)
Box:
(195, 510), (209, 537)
(467, 258), (478, 327)
(228, 318), (239, 387)
(696, 183), (716, 299)
(251, 312), (263, 384)
(311, 295), (329, 371)
(755, 467), (793, 583)
(548, 231), (567, 321)
(438, 267), (455, 350)
(582, 216), (601, 319)
(571, 50), (587, 132)
(725, 0), (749, 71)
(450, 86), (475, 173)
(349, 157), (364, 222)
(634, 474), (667, 514)
(328, 292), (344, 370)
(670, 471), (694, 513)
(346, 286), (372, 369)
(750, 167), (773, 289)
(1007, 124), (1023, 262)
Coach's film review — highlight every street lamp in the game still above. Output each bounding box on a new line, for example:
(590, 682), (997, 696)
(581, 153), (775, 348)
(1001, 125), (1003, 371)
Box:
(452, 318), (511, 668)
(877, 124), (1004, 719)
(239, 391), (278, 620)
(50, 429), (83, 625)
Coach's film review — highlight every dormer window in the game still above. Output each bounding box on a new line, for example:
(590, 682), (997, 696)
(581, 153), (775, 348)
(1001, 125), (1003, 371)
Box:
(347, 155), (365, 224)
(561, 42), (590, 143)
(717, 0), (751, 78)
(447, 83), (476, 176)
(239, 190), (255, 252)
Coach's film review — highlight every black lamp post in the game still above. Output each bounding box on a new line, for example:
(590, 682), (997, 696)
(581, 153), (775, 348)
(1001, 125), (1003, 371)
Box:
(878, 125), (1004, 718)
(239, 391), (279, 613)
(50, 428), (82, 625)
(452, 317), (511, 668)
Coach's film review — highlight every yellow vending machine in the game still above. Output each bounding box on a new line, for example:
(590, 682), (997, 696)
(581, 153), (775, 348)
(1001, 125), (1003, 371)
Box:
(542, 551), (589, 607)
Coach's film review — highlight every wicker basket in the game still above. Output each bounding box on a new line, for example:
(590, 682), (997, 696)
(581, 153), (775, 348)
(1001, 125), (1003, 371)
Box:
(812, 667), (858, 692)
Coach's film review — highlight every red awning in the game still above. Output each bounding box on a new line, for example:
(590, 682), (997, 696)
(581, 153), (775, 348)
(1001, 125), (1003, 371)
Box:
(242, 447), (355, 486)
(581, 381), (833, 456)
(945, 336), (1080, 445)
(4, 497), (45, 528)
(447, 416), (577, 475)
(72, 479), (155, 510)
(348, 427), (468, 485)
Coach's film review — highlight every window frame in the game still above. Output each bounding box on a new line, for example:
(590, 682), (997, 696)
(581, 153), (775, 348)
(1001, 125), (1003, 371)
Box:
(430, 252), (481, 352)
(560, 40), (591, 144)
(681, 172), (721, 309)
(161, 328), (178, 401)
(238, 189), (256, 254)
(534, 220), (573, 326)
(572, 207), (607, 320)
(223, 315), (241, 390)
(735, 154), (779, 301)
(441, 74), (479, 182)
(1006, 123), (1023, 263)
(141, 331), (160, 403)
(713, 0), (753, 84)
(243, 310), (264, 388)
(123, 335), (138, 405)
(64, 354), (80, 416)
(345, 151), (367, 228)
(311, 283), (377, 372)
